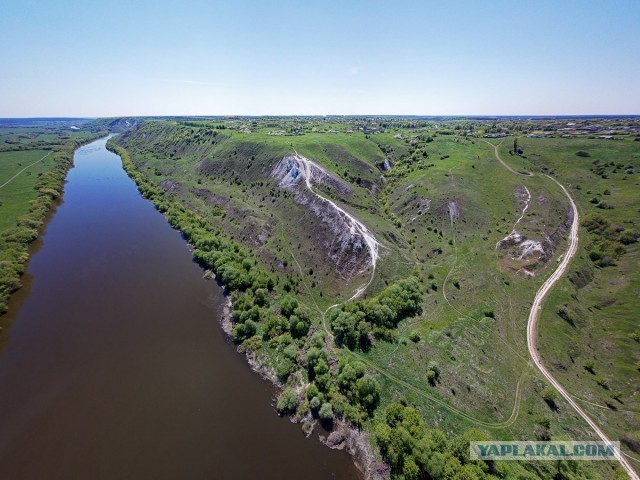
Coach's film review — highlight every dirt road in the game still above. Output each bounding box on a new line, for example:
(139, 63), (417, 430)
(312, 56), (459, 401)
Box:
(0, 151), (52, 190)
(482, 139), (532, 176)
(526, 176), (638, 480)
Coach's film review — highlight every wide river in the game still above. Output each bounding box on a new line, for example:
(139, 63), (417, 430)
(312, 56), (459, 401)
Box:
(0, 137), (360, 479)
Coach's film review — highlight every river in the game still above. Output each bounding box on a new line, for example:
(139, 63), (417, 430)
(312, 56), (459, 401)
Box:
(0, 137), (360, 479)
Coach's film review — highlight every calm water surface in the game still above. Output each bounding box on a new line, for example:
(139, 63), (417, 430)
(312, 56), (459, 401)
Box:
(0, 137), (360, 480)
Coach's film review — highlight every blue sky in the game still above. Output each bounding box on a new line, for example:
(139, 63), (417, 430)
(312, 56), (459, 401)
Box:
(1, 0), (638, 116)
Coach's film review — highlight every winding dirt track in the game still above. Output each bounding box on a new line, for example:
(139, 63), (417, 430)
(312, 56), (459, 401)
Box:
(528, 177), (638, 480)
(487, 141), (639, 480)
(482, 139), (532, 176)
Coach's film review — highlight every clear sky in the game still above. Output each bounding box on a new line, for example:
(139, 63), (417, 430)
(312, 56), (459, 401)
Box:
(1, 0), (638, 116)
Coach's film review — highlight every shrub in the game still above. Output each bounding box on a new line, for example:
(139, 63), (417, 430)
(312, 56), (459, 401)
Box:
(584, 360), (596, 374)
(329, 277), (423, 350)
(275, 358), (295, 381)
(319, 402), (333, 422)
(542, 386), (558, 408)
(310, 396), (321, 411)
(620, 230), (638, 245)
(306, 384), (319, 400)
(232, 319), (257, 342)
(280, 296), (298, 318)
(276, 387), (298, 414)
(556, 306), (576, 326)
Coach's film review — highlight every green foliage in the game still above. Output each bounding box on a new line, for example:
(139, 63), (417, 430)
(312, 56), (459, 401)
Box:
(427, 362), (440, 386)
(232, 319), (257, 342)
(581, 212), (631, 268)
(276, 387), (298, 414)
(306, 347), (330, 391)
(542, 386), (558, 408)
(254, 288), (269, 307)
(280, 295), (298, 318)
(318, 402), (333, 422)
(583, 360), (596, 374)
(329, 276), (423, 349)
(556, 306), (576, 326)
(309, 396), (321, 411)
(374, 403), (492, 479)
(275, 357), (295, 381)
(306, 383), (319, 400)
(336, 358), (380, 419)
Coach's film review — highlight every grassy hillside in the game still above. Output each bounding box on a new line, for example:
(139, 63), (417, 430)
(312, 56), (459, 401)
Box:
(111, 117), (638, 479)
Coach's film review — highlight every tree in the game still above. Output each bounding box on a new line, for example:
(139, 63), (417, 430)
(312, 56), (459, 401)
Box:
(331, 311), (359, 348)
(232, 319), (256, 342)
(310, 396), (321, 411)
(276, 387), (297, 414)
(306, 347), (327, 373)
(427, 362), (440, 386)
(280, 296), (298, 318)
(356, 375), (380, 413)
(254, 288), (268, 307)
(403, 456), (420, 480)
(306, 383), (319, 400)
(319, 402), (333, 423)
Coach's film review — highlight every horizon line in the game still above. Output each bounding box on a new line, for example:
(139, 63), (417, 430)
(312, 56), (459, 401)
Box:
(1, 114), (640, 120)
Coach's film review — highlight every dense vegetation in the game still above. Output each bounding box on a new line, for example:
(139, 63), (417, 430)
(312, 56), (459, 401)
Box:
(329, 277), (423, 349)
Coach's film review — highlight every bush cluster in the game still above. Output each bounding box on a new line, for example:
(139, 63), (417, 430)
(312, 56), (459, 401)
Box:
(328, 276), (423, 349)
(582, 212), (637, 267)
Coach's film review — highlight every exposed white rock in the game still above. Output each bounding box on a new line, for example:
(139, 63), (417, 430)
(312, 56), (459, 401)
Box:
(271, 152), (381, 297)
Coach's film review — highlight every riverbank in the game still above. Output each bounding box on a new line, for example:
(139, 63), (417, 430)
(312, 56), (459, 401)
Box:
(215, 276), (383, 479)
(218, 294), (384, 480)
(0, 131), (106, 315)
